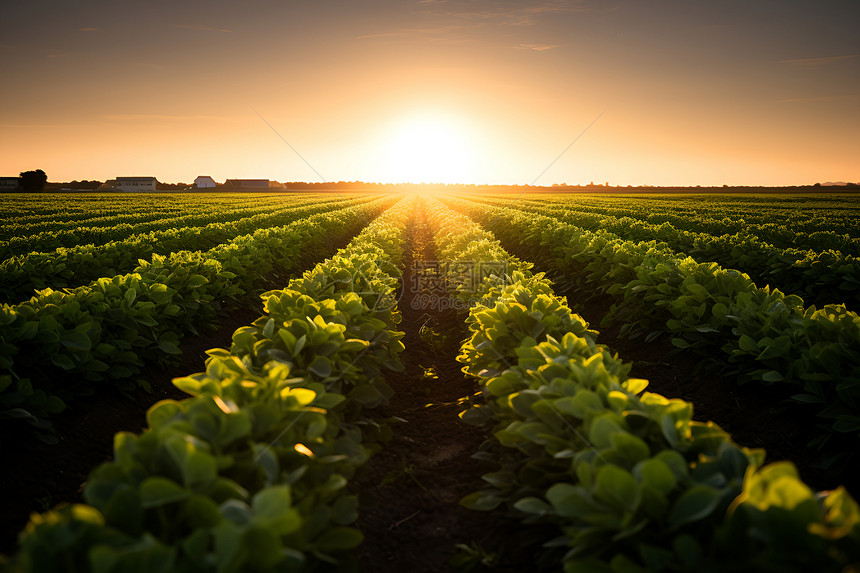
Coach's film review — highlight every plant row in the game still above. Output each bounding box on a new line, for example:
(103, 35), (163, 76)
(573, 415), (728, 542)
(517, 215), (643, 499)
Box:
(445, 197), (860, 462)
(472, 196), (860, 310)
(0, 195), (354, 259)
(424, 196), (860, 573)
(0, 194), (314, 241)
(0, 196), (382, 304)
(1, 197), (412, 572)
(0, 193), (287, 230)
(0, 198), (396, 437)
(482, 193), (860, 253)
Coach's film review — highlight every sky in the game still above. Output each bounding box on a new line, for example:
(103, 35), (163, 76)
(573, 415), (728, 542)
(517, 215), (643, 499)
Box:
(1, 0), (858, 186)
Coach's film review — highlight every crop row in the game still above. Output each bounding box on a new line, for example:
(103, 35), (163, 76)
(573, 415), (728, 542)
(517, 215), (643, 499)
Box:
(483, 193), (860, 252)
(445, 197), (860, 463)
(1, 197), (412, 572)
(0, 194), (307, 239)
(0, 195), (381, 304)
(0, 198), (395, 436)
(474, 196), (860, 310)
(0, 193), (276, 227)
(0, 195), (355, 258)
(424, 196), (860, 572)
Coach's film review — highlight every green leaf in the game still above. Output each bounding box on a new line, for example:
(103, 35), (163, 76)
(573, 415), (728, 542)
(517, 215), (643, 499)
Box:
(251, 485), (301, 536)
(140, 477), (189, 508)
(460, 491), (503, 511)
(668, 485), (721, 528)
(588, 415), (624, 449)
(761, 370), (784, 383)
(738, 334), (758, 353)
(832, 416), (860, 433)
(791, 393), (823, 404)
(635, 459), (677, 495)
(685, 283), (710, 298)
(182, 449), (217, 486)
(61, 330), (92, 352)
(314, 526), (364, 551)
(159, 341), (182, 355)
(186, 274), (209, 288)
(262, 318), (275, 339)
(307, 356), (332, 378)
(711, 303), (728, 320)
(513, 497), (552, 516)
(50, 353), (77, 370)
(595, 465), (640, 512)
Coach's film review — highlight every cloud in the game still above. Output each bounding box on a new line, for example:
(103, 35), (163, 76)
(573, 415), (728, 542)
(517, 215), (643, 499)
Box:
(516, 43), (561, 51)
(173, 24), (232, 33)
(778, 54), (859, 66)
(433, 0), (594, 26)
(356, 25), (469, 42)
(79, 27), (98, 32)
(357, 1), (592, 44)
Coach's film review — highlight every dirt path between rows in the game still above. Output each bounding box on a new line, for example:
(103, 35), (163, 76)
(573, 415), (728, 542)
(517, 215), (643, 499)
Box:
(353, 208), (530, 572)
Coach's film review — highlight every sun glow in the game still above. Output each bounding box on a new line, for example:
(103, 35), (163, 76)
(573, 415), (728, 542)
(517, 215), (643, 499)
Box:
(380, 113), (478, 184)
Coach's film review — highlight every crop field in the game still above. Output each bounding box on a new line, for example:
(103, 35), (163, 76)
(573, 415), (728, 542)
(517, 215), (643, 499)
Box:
(0, 191), (858, 572)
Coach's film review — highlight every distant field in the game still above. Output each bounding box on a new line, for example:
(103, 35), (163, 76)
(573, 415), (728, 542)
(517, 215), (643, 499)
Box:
(1, 191), (858, 572)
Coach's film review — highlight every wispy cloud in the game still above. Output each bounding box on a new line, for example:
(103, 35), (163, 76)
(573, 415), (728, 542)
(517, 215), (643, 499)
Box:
(778, 54), (859, 66)
(355, 31), (410, 40)
(356, 25), (469, 42)
(516, 43), (561, 51)
(79, 27), (98, 32)
(173, 24), (232, 33)
(358, 1), (590, 44)
(433, 0), (593, 26)
(47, 53), (70, 59)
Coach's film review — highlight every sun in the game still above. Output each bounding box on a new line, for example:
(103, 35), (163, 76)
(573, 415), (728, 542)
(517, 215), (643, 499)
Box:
(380, 112), (477, 184)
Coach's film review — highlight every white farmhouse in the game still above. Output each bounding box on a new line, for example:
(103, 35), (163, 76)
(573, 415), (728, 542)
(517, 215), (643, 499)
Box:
(116, 176), (157, 192)
(194, 175), (216, 188)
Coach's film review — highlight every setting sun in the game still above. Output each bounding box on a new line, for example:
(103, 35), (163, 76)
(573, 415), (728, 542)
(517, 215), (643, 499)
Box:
(380, 113), (478, 184)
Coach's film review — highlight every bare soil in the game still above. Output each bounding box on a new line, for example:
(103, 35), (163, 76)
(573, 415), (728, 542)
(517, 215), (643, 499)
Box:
(353, 207), (534, 572)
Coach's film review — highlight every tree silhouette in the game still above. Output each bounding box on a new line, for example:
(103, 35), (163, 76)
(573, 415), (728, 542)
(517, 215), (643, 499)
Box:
(20, 169), (47, 191)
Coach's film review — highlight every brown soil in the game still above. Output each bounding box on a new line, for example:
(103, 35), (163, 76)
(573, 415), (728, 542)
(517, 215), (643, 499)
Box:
(353, 207), (532, 573)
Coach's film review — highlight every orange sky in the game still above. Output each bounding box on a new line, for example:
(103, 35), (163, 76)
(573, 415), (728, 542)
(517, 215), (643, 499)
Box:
(1, 1), (858, 186)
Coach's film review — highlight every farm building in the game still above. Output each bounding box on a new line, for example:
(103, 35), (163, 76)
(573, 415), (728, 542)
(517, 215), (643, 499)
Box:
(116, 176), (157, 192)
(0, 177), (20, 192)
(194, 175), (216, 188)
